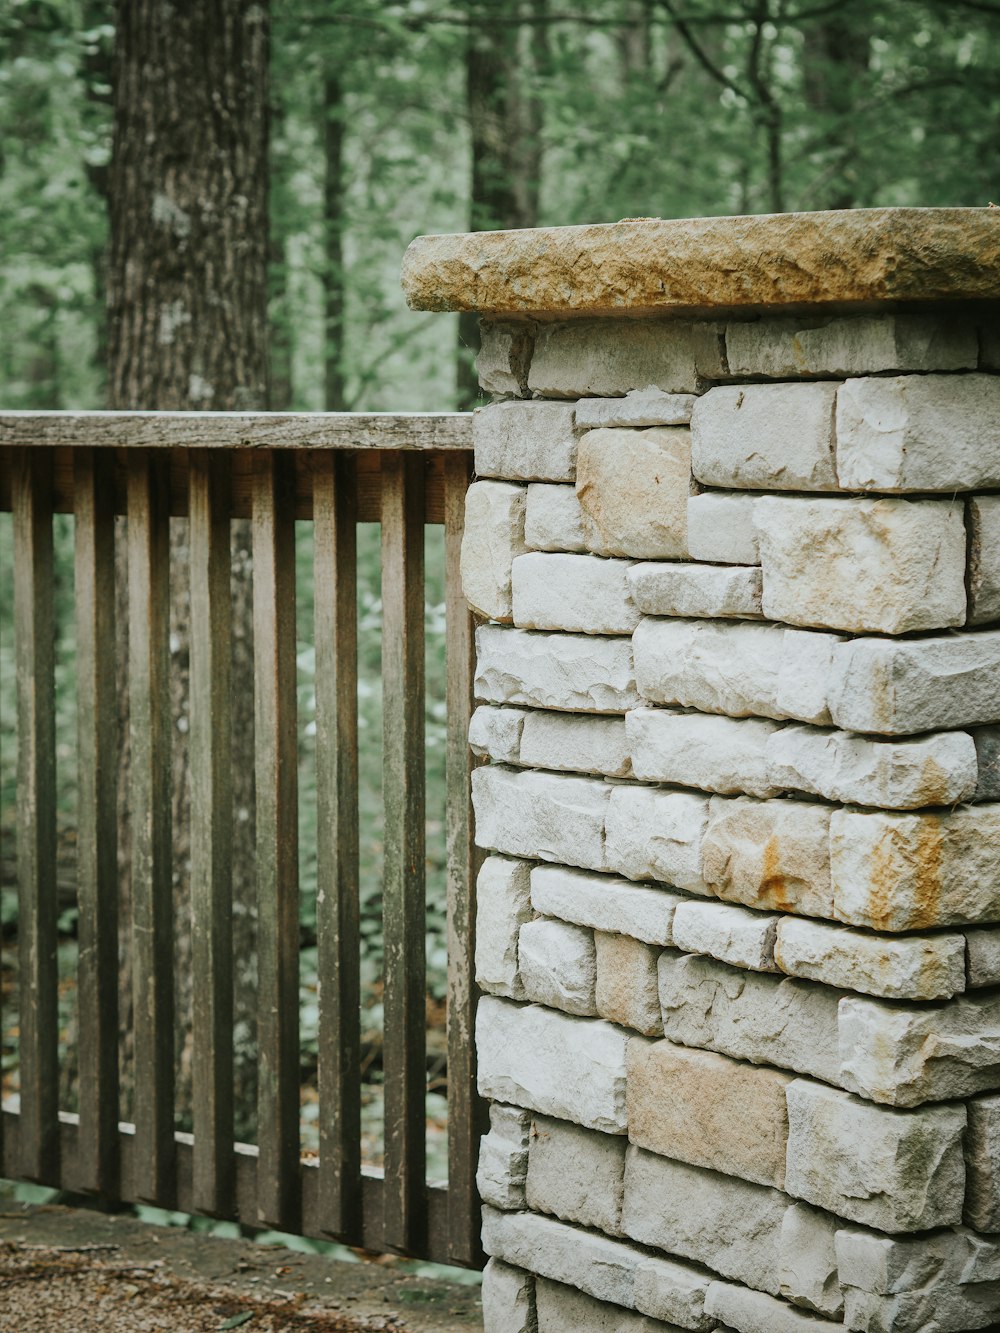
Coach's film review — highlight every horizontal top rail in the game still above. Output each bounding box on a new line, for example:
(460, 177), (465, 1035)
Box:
(0, 411), (473, 452)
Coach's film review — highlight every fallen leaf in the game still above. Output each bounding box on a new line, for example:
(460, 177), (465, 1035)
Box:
(219, 1313), (254, 1330)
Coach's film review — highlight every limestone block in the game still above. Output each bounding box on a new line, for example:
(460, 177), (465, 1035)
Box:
(576, 427), (693, 559)
(838, 990), (1000, 1108)
(476, 856), (534, 1000)
(518, 918), (597, 1017)
(519, 710), (632, 778)
(784, 1078), (966, 1231)
(474, 400), (578, 482)
(778, 1204), (843, 1319)
(595, 933), (662, 1035)
(775, 629), (841, 727)
(524, 483), (587, 553)
(672, 901), (780, 973)
(512, 552), (640, 635)
(469, 704), (526, 765)
(830, 804), (1000, 931)
(687, 491), (761, 565)
(527, 319), (723, 398)
(704, 1282), (840, 1333)
(481, 1205), (636, 1308)
(472, 765), (611, 871)
(482, 1259), (537, 1333)
(765, 725), (978, 810)
(756, 495), (967, 634)
(974, 726), (1000, 799)
(775, 917), (966, 1002)
(526, 1113), (628, 1235)
(658, 952), (842, 1086)
(476, 625), (638, 714)
(627, 708), (780, 799)
(836, 1227), (1000, 1333)
(724, 312), (977, 379)
(633, 618), (784, 719)
(530, 865), (683, 946)
(627, 562), (763, 620)
(691, 383), (838, 491)
(701, 796), (833, 919)
(836, 372), (1000, 491)
(535, 1279), (695, 1333)
(966, 928), (1000, 987)
(968, 495), (1000, 625)
(462, 481), (529, 621)
(477, 997), (628, 1132)
(477, 320), (534, 398)
(965, 1094), (1000, 1232)
(622, 1146), (787, 1296)
(604, 786), (709, 892)
(478, 1103), (532, 1211)
(576, 388), (698, 429)
(827, 627), (1000, 735)
(626, 1038), (791, 1189)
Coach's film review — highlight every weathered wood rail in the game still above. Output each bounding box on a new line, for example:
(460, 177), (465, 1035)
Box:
(0, 411), (483, 1268)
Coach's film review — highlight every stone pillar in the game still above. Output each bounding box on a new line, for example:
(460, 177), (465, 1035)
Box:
(403, 209), (1000, 1333)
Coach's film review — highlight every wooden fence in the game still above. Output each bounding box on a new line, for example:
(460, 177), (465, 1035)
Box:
(0, 411), (483, 1268)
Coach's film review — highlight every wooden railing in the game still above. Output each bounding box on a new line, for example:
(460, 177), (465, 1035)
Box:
(0, 411), (483, 1268)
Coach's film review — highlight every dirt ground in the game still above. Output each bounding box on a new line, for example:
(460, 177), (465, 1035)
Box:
(0, 1203), (484, 1333)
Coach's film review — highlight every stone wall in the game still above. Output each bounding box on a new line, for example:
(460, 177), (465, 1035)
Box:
(461, 306), (1000, 1333)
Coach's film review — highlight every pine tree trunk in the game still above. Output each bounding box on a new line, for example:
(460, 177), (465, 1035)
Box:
(107, 0), (269, 1137)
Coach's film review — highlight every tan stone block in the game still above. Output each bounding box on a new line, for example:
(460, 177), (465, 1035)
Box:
(626, 1038), (791, 1188)
(461, 480), (527, 621)
(595, 933), (662, 1036)
(830, 804), (1000, 930)
(576, 427), (693, 559)
(701, 796), (833, 919)
(528, 319), (723, 397)
(756, 495), (967, 634)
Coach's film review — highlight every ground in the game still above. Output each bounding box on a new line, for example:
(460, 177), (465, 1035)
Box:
(0, 1203), (484, 1332)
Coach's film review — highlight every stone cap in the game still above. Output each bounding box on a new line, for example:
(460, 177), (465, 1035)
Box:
(401, 208), (1000, 319)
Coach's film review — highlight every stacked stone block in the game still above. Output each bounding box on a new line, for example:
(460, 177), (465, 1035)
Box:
(462, 308), (1000, 1333)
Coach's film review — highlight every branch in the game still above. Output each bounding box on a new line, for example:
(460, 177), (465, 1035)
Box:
(657, 0), (747, 98)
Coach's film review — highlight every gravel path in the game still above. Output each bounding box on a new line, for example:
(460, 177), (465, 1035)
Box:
(0, 1205), (483, 1333)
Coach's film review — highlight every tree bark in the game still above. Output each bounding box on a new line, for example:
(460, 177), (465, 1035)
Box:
(323, 72), (347, 412)
(458, 1), (543, 408)
(108, 0), (269, 1138)
(802, 13), (871, 208)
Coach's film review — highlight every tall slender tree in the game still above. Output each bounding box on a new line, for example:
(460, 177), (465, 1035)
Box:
(107, 0), (270, 1133)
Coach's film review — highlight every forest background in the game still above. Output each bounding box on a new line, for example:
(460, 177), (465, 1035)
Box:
(1, 0), (999, 1208)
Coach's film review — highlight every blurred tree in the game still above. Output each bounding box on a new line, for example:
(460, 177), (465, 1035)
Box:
(107, 0), (270, 1134)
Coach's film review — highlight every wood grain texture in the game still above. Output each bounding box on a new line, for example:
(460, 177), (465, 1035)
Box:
(0, 411), (472, 451)
(380, 451), (427, 1256)
(127, 451), (175, 1205)
(313, 453), (362, 1240)
(12, 448), (59, 1185)
(73, 450), (120, 1199)
(442, 454), (485, 1267)
(188, 451), (234, 1216)
(252, 450), (301, 1232)
(0, 446), (455, 524)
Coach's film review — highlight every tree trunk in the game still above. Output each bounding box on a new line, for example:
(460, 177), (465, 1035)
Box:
(323, 72), (347, 412)
(802, 13), (871, 209)
(458, 1), (543, 408)
(108, 0), (269, 1138)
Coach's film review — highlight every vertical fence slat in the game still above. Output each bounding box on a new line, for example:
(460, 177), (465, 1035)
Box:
(74, 448), (119, 1198)
(252, 449), (301, 1231)
(380, 450), (426, 1255)
(127, 450), (175, 1204)
(189, 450), (234, 1216)
(313, 453), (361, 1239)
(443, 452), (483, 1267)
(12, 448), (59, 1185)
